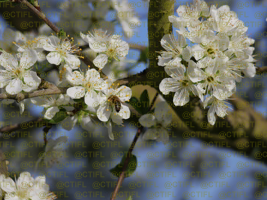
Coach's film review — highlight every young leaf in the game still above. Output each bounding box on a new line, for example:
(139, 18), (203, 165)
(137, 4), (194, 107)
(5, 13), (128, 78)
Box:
(140, 89), (150, 114)
(129, 97), (142, 114)
(48, 109), (67, 124)
(110, 153), (137, 178)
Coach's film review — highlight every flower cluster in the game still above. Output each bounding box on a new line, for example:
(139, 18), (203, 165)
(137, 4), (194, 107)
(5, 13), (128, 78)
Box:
(159, 0), (256, 125)
(0, 28), (131, 138)
(0, 172), (57, 200)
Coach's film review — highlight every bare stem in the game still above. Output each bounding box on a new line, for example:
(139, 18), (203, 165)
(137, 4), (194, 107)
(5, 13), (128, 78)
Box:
(110, 92), (159, 200)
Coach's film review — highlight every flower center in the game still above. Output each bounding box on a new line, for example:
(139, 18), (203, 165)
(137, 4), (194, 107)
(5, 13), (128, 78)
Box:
(182, 80), (189, 87)
(207, 48), (215, 55)
(107, 48), (116, 58)
(207, 76), (214, 82)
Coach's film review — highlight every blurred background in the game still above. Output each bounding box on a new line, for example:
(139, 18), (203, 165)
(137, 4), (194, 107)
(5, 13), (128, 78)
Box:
(1, 0), (267, 199)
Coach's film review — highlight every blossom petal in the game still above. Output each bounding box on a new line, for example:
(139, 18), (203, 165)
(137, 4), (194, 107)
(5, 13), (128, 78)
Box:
(85, 90), (99, 107)
(46, 52), (61, 65)
(44, 106), (60, 119)
(1, 177), (16, 193)
(139, 114), (156, 128)
(20, 50), (38, 69)
(65, 54), (80, 68)
(6, 78), (22, 95)
(156, 127), (169, 144)
(173, 89), (189, 106)
(155, 101), (172, 127)
(115, 86), (132, 102)
(60, 116), (77, 131)
(93, 54), (108, 69)
(97, 102), (111, 122)
(67, 86), (85, 99)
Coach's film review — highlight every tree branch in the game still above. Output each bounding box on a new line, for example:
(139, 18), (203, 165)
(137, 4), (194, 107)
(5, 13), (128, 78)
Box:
(0, 118), (45, 137)
(111, 92), (159, 200)
(0, 81), (66, 102)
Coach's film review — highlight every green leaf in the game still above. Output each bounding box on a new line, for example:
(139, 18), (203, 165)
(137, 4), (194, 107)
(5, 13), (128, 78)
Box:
(140, 89), (150, 114)
(129, 97), (142, 114)
(48, 108), (67, 124)
(58, 29), (67, 39)
(110, 153), (137, 178)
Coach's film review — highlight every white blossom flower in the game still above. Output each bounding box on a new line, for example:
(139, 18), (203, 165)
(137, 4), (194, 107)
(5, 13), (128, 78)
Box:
(96, 82), (132, 123)
(66, 69), (108, 107)
(31, 94), (74, 120)
(209, 5), (247, 35)
(187, 59), (235, 100)
(0, 98), (29, 114)
(157, 32), (192, 67)
(80, 30), (129, 69)
(13, 31), (47, 62)
(159, 66), (203, 106)
(60, 108), (95, 132)
(35, 136), (68, 169)
(0, 50), (40, 95)
(139, 101), (172, 144)
(96, 81), (132, 139)
(169, 0), (209, 29)
(43, 36), (81, 68)
(111, 0), (141, 38)
(203, 95), (231, 125)
(0, 172), (56, 200)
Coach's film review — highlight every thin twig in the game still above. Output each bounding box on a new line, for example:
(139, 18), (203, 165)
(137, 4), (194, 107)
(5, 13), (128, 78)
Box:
(110, 92), (159, 200)
(0, 118), (45, 137)
(19, 0), (59, 33)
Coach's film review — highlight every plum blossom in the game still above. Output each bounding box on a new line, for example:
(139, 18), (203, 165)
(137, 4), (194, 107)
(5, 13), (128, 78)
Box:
(43, 36), (81, 69)
(0, 172), (57, 200)
(139, 101), (172, 144)
(80, 29), (129, 69)
(0, 50), (40, 95)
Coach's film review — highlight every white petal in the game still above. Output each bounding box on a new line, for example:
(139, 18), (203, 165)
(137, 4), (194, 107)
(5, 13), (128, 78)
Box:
(187, 60), (205, 82)
(143, 128), (158, 141)
(156, 127), (170, 144)
(106, 121), (114, 140)
(60, 116), (77, 131)
(159, 78), (180, 95)
(44, 106), (60, 119)
(6, 78), (22, 95)
(20, 50), (38, 69)
(93, 54), (108, 69)
(80, 116), (95, 132)
(173, 89), (189, 106)
(117, 104), (130, 119)
(65, 54), (80, 68)
(80, 32), (89, 43)
(85, 90), (99, 107)
(111, 112), (123, 125)
(182, 46), (192, 62)
(115, 86), (132, 102)
(66, 71), (84, 86)
(208, 105), (216, 125)
(85, 69), (100, 82)
(48, 36), (60, 47)
(67, 86), (85, 99)
(46, 52), (61, 65)
(61, 40), (71, 50)
(24, 71), (41, 90)
(1, 177), (16, 193)
(0, 51), (18, 70)
(243, 63), (256, 78)
(139, 114), (156, 128)
(97, 102), (111, 122)
(155, 101), (172, 127)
